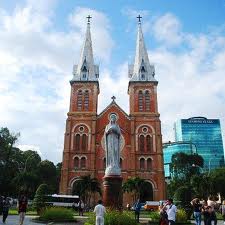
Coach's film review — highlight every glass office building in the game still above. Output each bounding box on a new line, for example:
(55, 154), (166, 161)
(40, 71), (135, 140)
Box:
(174, 117), (225, 171)
(163, 141), (197, 178)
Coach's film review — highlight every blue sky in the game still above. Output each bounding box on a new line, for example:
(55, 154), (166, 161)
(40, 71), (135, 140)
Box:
(0, 0), (225, 163)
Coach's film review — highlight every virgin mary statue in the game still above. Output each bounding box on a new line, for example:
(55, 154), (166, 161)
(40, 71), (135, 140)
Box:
(104, 114), (121, 176)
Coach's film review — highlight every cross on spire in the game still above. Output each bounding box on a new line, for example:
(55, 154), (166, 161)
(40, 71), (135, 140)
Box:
(86, 15), (92, 24)
(137, 15), (142, 24)
(111, 96), (116, 101)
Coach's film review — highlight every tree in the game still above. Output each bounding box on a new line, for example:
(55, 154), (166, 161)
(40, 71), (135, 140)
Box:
(72, 175), (101, 207)
(122, 177), (149, 202)
(33, 184), (49, 214)
(209, 167), (225, 200)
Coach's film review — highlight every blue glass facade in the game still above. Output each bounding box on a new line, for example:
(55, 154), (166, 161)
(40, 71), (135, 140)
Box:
(174, 117), (225, 171)
(163, 142), (197, 177)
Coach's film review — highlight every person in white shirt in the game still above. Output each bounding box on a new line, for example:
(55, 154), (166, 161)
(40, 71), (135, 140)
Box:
(94, 200), (106, 225)
(163, 199), (177, 225)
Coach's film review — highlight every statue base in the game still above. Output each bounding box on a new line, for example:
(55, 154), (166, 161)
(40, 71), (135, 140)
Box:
(103, 175), (123, 209)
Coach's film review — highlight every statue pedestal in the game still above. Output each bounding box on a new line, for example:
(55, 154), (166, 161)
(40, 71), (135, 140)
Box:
(103, 175), (123, 209)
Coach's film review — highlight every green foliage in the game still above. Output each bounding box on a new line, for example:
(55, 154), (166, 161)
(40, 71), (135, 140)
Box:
(72, 175), (101, 207)
(39, 207), (74, 221)
(176, 209), (188, 223)
(148, 211), (160, 221)
(122, 177), (150, 202)
(33, 184), (49, 213)
(174, 186), (192, 205)
(0, 127), (61, 198)
(85, 210), (138, 225)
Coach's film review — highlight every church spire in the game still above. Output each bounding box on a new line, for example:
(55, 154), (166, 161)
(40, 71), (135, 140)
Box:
(71, 16), (99, 83)
(128, 16), (156, 82)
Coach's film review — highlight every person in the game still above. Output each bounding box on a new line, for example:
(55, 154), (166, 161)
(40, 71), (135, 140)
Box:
(159, 201), (168, 225)
(0, 196), (3, 215)
(191, 198), (202, 225)
(94, 200), (106, 225)
(78, 199), (85, 216)
(221, 200), (225, 225)
(134, 199), (142, 223)
(207, 206), (217, 225)
(163, 199), (177, 225)
(202, 200), (209, 225)
(2, 197), (10, 223)
(18, 195), (28, 225)
(126, 203), (131, 211)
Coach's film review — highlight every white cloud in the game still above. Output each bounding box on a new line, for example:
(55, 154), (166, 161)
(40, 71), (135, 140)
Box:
(152, 13), (183, 46)
(0, 3), (114, 162)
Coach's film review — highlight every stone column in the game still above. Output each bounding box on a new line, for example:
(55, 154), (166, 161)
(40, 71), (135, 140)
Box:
(103, 175), (123, 209)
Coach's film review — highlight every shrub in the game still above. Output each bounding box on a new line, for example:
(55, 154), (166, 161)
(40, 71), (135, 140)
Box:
(84, 210), (138, 225)
(176, 209), (188, 223)
(33, 184), (49, 214)
(148, 211), (160, 221)
(39, 207), (74, 222)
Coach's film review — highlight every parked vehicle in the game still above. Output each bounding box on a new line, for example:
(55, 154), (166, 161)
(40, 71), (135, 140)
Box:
(46, 194), (79, 208)
(144, 201), (160, 211)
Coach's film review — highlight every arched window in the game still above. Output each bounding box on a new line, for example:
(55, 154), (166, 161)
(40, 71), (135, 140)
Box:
(140, 158), (145, 170)
(103, 158), (106, 169)
(81, 134), (88, 152)
(77, 90), (83, 110)
(147, 158), (152, 170)
(84, 90), (89, 111)
(75, 134), (80, 152)
(146, 135), (152, 152)
(139, 135), (145, 152)
(145, 91), (150, 111)
(74, 157), (79, 168)
(80, 157), (86, 169)
(138, 91), (143, 111)
(120, 158), (123, 169)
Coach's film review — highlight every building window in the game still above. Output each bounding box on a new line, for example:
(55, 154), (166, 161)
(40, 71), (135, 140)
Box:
(77, 90), (83, 110)
(74, 157), (79, 168)
(75, 134), (80, 151)
(139, 135), (145, 152)
(141, 74), (145, 80)
(80, 157), (86, 169)
(146, 135), (152, 152)
(147, 158), (152, 170)
(140, 158), (145, 170)
(138, 91), (143, 111)
(145, 91), (150, 111)
(81, 134), (87, 152)
(103, 158), (106, 169)
(120, 158), (123, 169)
(84, 90), (89, 111)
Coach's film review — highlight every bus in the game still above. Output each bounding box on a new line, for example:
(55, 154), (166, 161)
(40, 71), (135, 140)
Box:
(46, 194), (79, 207)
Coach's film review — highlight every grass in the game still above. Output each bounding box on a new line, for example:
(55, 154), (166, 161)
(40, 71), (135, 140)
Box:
(9, 209), (37, 215)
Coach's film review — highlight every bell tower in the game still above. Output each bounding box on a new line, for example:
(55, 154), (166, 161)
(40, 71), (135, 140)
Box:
(60, 16), (99, 194)
(128, 15), (165, 200)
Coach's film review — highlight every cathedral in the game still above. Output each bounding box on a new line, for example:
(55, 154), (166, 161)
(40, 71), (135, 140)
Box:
(59, 16), (166, 202)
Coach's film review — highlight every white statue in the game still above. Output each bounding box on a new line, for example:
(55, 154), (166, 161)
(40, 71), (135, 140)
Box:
(104, 114), (121, 176)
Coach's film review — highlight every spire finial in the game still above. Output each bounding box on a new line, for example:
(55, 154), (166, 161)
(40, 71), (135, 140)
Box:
(86, 15), (92, 24)
(111, 96), (116, 101)
(137, 15), (142, 24)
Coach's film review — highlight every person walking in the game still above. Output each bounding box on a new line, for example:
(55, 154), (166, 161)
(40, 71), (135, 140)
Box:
(0, 196), (3, 216)
(94, 200), (106, 225)
(78, 199), (85, 216)
(18, 195), (28, 225)
(163, 199), (177, 225)
(2, 197), (10, 223)
(134, 199), (142, 223)
(191, 198), (202, 225)
(207, 206), (217, 225)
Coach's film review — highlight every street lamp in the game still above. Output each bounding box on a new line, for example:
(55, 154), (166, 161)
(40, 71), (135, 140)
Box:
(192, 164), (204, 174)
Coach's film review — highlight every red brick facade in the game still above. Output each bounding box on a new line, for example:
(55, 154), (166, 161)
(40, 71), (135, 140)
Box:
(59, 79), (166, 202)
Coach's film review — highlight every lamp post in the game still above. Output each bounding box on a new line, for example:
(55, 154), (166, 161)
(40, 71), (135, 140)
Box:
(192, 164), (204, 174)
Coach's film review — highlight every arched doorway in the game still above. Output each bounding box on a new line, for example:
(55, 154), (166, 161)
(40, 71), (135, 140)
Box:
(140, 181), (153, 202)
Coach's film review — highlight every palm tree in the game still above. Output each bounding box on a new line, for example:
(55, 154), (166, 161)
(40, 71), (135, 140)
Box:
(72, 175), (101, 208)
(122, 177), (147, 203)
